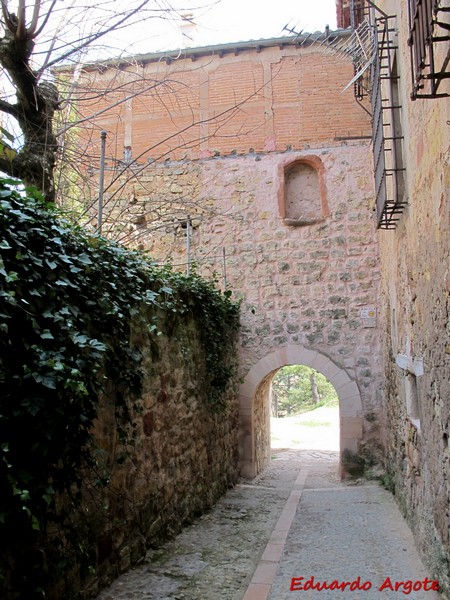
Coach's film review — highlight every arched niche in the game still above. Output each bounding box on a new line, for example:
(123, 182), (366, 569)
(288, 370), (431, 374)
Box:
(278, 156), (329, 226)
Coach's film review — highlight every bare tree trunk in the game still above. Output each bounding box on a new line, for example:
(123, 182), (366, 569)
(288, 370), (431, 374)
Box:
(271, 390), (278, 418)
(14, 83), (59, 201)
(310, 371), (320, 404)
(286, 374), (292, 415)
(0, 15), (59, 200)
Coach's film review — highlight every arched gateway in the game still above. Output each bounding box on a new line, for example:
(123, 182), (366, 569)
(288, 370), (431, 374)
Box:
(72, 25), (382, 484)
(238, 345), (363, 479)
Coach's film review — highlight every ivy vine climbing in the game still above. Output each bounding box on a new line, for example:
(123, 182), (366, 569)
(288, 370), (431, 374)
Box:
(0, 178), (240, 598)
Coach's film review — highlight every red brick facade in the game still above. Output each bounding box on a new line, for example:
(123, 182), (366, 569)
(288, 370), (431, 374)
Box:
(77, 36), (371, 168)
(336, 0), (351, 28)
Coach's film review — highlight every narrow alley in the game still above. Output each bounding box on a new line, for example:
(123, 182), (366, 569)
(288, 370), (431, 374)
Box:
(96, 412), (443, 600)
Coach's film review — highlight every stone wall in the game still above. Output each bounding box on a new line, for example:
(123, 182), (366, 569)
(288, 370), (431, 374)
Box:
(102, 141), (384, 477)
(373, 0), (450, 594)
(59, 308), (239, 599)
(252, 373), (273, 474)
(65, 10), (450, 593)
(72, 35), (384, 478)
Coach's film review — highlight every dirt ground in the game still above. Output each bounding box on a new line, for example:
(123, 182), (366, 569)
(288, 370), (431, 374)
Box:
(270, 405), (339, 451)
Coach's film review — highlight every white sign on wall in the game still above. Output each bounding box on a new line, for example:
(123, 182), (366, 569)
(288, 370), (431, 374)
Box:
(360, 306), (377, 328)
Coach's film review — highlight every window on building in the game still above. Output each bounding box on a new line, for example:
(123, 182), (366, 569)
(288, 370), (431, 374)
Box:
(408, 0), (450, 100)
(283, 160), (326, 226)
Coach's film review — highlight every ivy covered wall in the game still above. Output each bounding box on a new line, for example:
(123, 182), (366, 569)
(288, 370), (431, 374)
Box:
(0, 180), (240, 599)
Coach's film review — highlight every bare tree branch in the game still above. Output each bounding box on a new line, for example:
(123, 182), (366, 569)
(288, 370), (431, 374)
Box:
(27, 0), (41, 36)
(33, 0), (57, 38)
(16, 0), (26, 39)
(1, 1), (16, 33)
(0, 97), (19, 118)
(36, 0), (151, 76)
(36, 0), (76, 76)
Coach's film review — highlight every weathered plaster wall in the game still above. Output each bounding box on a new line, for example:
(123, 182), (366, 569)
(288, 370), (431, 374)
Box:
(373, 0), (450, 593)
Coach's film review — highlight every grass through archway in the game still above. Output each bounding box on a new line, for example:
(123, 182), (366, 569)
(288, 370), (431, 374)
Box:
(270, 365), (339, 451)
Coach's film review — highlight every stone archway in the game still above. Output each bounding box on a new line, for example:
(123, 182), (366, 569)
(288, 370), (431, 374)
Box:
(238, 345), (363, 479)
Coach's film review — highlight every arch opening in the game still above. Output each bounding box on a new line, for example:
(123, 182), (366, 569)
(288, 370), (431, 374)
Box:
(238, 345), (363, 479)
(270, 365), (339, 453)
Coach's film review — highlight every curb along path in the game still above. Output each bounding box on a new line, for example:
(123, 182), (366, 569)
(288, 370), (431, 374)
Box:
(95, 449), (444, 600)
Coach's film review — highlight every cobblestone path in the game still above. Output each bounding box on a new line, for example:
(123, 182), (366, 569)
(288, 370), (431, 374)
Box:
(96, 449), (444, 600)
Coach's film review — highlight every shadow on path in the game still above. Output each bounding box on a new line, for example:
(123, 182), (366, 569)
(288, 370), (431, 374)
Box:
(96, 449), (443, 600)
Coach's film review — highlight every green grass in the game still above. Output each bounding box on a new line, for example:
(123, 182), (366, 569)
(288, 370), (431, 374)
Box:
(277, 398), (338, 418)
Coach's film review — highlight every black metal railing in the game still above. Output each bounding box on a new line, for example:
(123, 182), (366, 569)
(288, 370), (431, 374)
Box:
(371, 16), (407, 229)
(408, 0), (450, 99)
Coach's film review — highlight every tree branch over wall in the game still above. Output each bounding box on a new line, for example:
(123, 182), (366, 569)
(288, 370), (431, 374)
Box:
(0, 0), (208, 200)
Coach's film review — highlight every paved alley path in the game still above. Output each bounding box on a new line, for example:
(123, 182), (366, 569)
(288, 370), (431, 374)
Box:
(96, 447), (444, 600)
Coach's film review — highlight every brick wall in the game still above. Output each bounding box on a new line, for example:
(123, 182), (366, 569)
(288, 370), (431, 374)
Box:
(76, 37), (371, 168)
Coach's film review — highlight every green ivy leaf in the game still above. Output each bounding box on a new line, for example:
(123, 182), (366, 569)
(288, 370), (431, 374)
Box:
(5, 271), (19, 283)
(32, 373), (57, 389)
(0, 126), (15, 143)
(45, 259), (58, 270)
(88, 339), (107, 352)
(77, 253), (92, 265)
(41, 330), (54, 340)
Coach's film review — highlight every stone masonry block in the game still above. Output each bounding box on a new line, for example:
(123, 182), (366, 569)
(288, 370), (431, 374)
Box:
(341, 437), (360, 455)
(313, 356), (343, 381)
(238, 393), (254, 415)
(329, 368), (352, 390)
(340, 416), (363, 439)
(334, 378), (360, 398)
(285, 345), (318, 367)
(340, 397), (363, 417)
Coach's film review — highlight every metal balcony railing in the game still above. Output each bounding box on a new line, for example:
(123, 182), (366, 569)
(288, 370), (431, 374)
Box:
(371, 16), (407, 229)
(408, 0), (450, 99)
(346, 1), (408, 228)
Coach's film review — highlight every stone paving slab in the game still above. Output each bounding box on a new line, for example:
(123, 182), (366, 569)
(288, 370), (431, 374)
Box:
(95, 449), (445, 600)
(95, 449), (307, 600)
(266, 483), (443, 600)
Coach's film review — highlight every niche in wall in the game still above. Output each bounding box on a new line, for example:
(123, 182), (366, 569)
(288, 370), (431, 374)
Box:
(282, 158), (328, 226)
